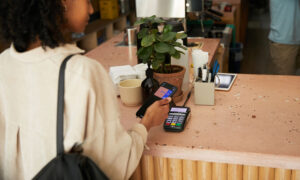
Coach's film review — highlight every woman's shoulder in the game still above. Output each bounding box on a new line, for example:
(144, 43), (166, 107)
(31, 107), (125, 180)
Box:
(59, 45), (111, 85)
(0, 47), (11, 61)
(67, 53), (107, 78)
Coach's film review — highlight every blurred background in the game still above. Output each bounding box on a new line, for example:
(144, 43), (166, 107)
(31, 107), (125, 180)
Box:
(1, 0), (297, 75)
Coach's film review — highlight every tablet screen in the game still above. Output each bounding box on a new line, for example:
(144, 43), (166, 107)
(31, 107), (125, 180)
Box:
(215, 73), (237, 90)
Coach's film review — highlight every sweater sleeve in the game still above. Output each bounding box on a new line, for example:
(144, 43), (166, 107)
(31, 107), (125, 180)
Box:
(77, 58), (147, 180)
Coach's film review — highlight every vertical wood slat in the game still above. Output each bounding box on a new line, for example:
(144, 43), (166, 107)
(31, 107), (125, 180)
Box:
(228, 164), (243, 180)
(259, 167), (275, 180)
(197, 161), (212, 180)
(141, 155), (155, 180)
(183, 160), (197, 180)
(243, 165), (258, 180)
(275, 169), (291, 180)
(130, 162), (142, 180)
(168, 158), (183, 180)
(131, 154), (299, 180)
(105, 24), (113, 40)
(153, 157), (168, 180)
(292, 170), (300, 180)
(212, 162), (227, 180)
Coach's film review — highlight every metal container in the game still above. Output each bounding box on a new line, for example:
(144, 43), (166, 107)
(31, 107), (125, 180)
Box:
(126, 27), (137, 45)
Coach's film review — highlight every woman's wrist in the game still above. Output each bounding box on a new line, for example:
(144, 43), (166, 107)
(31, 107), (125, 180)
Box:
(140, 115), (151, 131)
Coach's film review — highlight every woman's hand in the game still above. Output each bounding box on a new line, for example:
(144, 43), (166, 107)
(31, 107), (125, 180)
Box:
(140, 97), (171, 131)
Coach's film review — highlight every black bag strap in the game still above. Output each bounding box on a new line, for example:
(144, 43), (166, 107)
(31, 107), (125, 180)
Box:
(57, 54), (77, 156)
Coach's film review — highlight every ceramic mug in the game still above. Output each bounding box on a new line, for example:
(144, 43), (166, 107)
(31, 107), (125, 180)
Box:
(119, 79), (143, 106)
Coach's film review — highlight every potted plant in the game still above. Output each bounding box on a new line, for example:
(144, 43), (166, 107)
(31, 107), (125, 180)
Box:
(134, 15), (188, 102)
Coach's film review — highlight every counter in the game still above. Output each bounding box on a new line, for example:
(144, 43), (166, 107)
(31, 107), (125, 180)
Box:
(86, 35), (300, 180)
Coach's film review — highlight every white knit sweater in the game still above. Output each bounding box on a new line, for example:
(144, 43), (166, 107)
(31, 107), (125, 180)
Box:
(0, 44), (147, 180)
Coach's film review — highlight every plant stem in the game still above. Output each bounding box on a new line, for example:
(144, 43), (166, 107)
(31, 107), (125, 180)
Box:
(147, 62), (151, 69)
(161, 62), (165, 73)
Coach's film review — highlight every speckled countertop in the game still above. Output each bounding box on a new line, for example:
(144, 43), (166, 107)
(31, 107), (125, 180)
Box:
(86, 34), (300, 170)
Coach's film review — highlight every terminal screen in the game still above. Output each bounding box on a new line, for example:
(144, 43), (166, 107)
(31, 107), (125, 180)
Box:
(170, 107), (188, 113)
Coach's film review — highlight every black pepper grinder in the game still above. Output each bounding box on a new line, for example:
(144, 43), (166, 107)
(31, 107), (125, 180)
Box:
(141, 63), (159, 101)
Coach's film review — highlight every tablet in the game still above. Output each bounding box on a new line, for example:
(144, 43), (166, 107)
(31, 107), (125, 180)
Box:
(214, 73), (237, 91)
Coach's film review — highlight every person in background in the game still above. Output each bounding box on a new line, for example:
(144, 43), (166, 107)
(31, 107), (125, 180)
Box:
(0, 0), (170, 179)
(268, 0), (300, 75)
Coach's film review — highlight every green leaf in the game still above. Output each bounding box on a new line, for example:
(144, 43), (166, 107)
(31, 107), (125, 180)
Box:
(149, 15), (156, 20)
(172, 42), (182, 46)
(137, 47), (144, 56)
(153, 18), (165, 24)
(172, 42), (188, 50)
(152, 60), (161, 70)
(163, 24), (173, 33)
(156, 34), (163, 42)
(137, 46), (153, 60)
(161, 32), (176, 42)
(154, 42), (170, 53)
(182, 46), (188, 50)
(171, 51), (181, 59)
(142, 59), (149, 64)
(134, 15), (165, 29)
(169, 46), (176, 55)
(134, 18), (146, 26)
(178, 45), (187, 50)
(155, 52), (165, 61)
(138, 28), (149, 39)
(178, 50), (185, 54)
(151, 29), (158, 35)
(176, 33), (187, 39)
(141, 34), (155, 47)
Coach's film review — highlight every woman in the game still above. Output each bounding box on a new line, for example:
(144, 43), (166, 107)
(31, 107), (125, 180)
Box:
(0, 0), (170, 179)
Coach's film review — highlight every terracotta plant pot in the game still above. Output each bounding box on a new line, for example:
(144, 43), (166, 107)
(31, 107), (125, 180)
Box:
(153, 65), (186, 103)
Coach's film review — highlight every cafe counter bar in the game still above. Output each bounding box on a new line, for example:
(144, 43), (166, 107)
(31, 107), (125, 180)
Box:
(86, 34), (300, 180)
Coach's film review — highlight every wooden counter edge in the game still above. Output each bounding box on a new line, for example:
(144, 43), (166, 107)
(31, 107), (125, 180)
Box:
(143, 145), (300, 170)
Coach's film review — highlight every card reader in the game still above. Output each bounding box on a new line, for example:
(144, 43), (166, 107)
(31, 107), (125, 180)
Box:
(163, 89), (192, 132)
(163, 106), (191, 132)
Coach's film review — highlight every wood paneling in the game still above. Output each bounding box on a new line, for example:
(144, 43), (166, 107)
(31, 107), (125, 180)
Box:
(131, 156), (299, 180)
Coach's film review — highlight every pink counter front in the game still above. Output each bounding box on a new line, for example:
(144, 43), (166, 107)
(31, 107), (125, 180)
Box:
(86, 34), (300, 180)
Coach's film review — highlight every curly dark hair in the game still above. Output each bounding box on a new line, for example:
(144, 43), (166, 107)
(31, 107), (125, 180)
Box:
(0, 0), (67, 52)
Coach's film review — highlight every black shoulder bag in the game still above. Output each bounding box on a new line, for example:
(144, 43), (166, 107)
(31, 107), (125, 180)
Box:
(33, 54), (109, 180)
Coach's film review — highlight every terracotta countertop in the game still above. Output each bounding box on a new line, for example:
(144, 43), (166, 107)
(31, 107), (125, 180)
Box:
(86, 34), (220, 69)
(86, 34), (139, 70)
(86, 34), (300, 170)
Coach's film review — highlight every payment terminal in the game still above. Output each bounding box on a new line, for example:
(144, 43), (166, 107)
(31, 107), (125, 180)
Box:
(163, 106), (191, 132)
(163, 90), (192, 132)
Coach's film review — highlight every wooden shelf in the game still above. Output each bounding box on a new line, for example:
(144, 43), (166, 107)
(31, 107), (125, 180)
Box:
(0, 12), (136, 53)
(85, 12), (130, 35)
(213, 0), (249, 44)
(76, 12), (136, 52)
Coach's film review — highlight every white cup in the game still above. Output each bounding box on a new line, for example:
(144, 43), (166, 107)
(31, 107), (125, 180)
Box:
(118, 79), (143, 106)
(192, 49), (209, 78)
